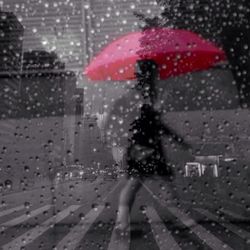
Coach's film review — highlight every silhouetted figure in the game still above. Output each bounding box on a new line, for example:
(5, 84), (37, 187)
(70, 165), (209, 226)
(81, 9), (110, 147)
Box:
(127, 103), (186, 177)
(116, 60), (190, 234)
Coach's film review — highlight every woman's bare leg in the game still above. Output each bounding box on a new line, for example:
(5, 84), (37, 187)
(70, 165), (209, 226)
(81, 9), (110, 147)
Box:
(116, 176), (142, 230)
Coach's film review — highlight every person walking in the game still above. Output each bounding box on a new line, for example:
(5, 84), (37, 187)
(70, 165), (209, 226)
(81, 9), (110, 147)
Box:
(114, 59), (190, 234)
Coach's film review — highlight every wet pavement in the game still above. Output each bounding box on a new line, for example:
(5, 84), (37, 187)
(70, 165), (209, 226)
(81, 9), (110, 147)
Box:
(0, 177), (249, 250)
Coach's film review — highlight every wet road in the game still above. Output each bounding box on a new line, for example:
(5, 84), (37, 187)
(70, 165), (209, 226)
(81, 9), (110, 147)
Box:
(0, 177), (249, 250)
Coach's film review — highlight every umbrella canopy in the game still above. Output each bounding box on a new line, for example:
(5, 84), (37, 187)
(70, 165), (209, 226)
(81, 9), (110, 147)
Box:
(84, 28), (226, 81)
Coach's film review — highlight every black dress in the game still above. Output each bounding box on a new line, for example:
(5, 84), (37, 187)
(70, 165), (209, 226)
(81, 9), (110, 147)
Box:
(126, 104), (173, 177)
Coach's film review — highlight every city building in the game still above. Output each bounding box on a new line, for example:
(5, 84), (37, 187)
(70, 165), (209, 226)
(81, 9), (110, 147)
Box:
(0, 10), (24, 191)
(0, 11), (23, 73)
(0, 11), (24, 119)
(0, 10), (81, 192)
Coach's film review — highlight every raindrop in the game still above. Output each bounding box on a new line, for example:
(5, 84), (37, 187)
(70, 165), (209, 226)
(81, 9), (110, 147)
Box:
(24, 201), (31, 209)
(130, 4), (135, 9)
(105, 202), (111, 209)
(24, 166), (30, 172)
(17, 16), (23, 22)
(79, 213), (85, 220)
(119, 69), (124, 74)
(139, 205), (147, 213)
(84, 4), (90, 10)
(92, 203), (98, 211)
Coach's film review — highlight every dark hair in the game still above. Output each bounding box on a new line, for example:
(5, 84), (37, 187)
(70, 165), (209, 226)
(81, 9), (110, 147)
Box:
(135, 59), (158, 77)
(134, 60), (158, 101)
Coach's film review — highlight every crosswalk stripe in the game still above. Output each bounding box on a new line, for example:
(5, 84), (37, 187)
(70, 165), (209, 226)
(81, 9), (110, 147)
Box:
(108, 214), (130, 250)
(167, 206), (234, 250)
(1, 205), (52, 227)
(2, 205), (81, 250)
(219, 208), (249, 221)
(146, 207), (181, 250)
(195, 208), (250, 241)
(56, 180), (122, 250)
(55, 205), (105, 250)
(0, 205), (24, 219)
(107, 180), (131, 250)
(174, 184), (244, 209)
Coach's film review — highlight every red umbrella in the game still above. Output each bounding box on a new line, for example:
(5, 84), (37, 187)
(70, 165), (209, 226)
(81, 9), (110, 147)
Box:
(84, 28), (226, 81)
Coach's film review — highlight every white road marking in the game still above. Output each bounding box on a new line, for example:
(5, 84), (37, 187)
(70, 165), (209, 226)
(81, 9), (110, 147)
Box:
(142, 183), (160, 201)
(1, 205), (51, 227)
(2, 205), (80, 250)
(167, 206), (234, 250)
(103, 180), (122, 202)
(56, 180), (122, 250)
(220, 208), (249, 221)
(195, 208), (250, 240)
(146, 207), (181, 250)
(2, 180), (122, 250)
(0, 205), (24, 219)
(107, 179), (131, 250)
(108, 214), (130, 250)
(143, 183), (234, 250)
(56, 205), (105, 250)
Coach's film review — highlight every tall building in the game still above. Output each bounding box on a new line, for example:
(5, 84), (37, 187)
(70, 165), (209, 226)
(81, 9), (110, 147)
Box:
(0, 9), (80, 191)
(0, 11), (23, 73)
(0, 11), (24, 119)
(0, 11), (24, 191)
(2, 0), (84, 71)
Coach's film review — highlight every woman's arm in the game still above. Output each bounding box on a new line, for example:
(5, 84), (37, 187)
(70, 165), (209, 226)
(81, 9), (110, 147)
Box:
(159, 121), (190, 149)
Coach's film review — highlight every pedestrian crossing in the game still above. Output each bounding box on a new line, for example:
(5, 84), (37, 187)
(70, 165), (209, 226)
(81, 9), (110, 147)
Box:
(220, 208), (249, 221)
(0, 198), (249, 249)
(2, 205), (80, 250)
(146, 206), (181, 250)
(1, 204), (52, 228)
(0, 205), (24, 219)
(55, 205), (105, 250)
(167, 206), (234, 250)
(195, 208), (250, 241)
